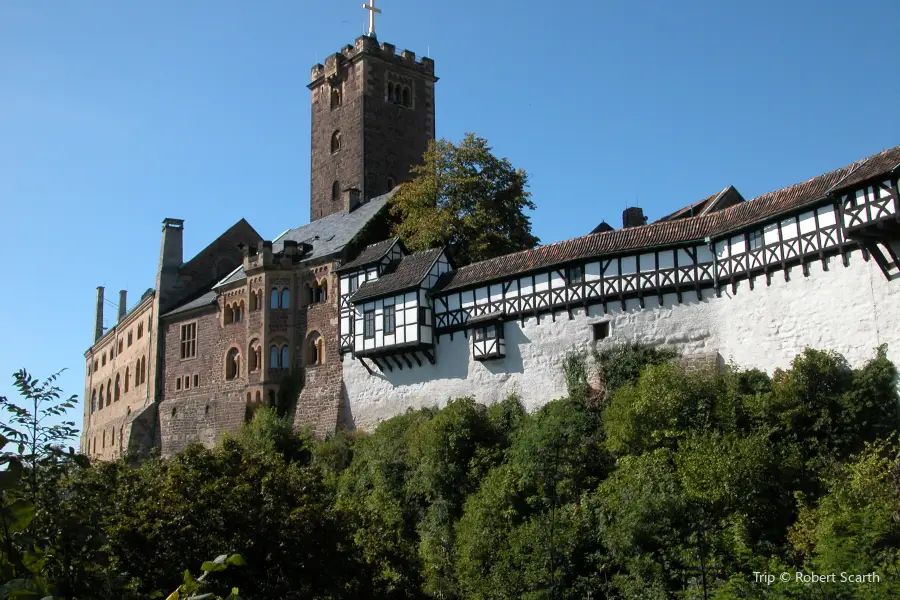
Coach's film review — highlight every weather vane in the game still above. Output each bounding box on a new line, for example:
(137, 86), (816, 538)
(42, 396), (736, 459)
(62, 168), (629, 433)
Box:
(362, 0), (382, 37)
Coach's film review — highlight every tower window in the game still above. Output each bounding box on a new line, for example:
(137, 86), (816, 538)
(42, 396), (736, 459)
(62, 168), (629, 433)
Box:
(332, 181), (341, 202)
(270, 344), (280, 369)
(402, 86), (410, 107)
(225, 348), (240, 380)
(330, 84), (342, 109)
(331, 130), (342, 153)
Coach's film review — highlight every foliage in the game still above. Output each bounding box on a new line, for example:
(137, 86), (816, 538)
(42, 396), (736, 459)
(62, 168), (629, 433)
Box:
(591, 342), (678, 400)
(159, 553), (246, 600)
(3, 345), (899, 599)
(389, 133), (539, 266)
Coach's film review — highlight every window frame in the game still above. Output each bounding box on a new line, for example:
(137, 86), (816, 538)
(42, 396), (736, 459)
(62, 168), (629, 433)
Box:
(567, 265), (584, 285)
(383, 305), (396, 335)
(363, 310), (375, 339)
(180, 321), (198, 360)
(592, 321), (610, 341)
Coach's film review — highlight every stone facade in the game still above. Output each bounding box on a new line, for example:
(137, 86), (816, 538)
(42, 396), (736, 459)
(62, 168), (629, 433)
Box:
(309, 36), (437, 221)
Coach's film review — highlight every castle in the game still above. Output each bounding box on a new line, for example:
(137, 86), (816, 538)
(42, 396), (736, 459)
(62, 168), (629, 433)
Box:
(80, 26), (900, 460)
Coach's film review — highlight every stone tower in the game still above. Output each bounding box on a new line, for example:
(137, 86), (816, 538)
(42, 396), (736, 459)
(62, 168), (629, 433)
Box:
(308, 35), (437, 221)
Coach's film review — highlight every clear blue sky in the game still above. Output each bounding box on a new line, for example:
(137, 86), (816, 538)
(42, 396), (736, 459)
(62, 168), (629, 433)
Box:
(1, 0), (898, 441)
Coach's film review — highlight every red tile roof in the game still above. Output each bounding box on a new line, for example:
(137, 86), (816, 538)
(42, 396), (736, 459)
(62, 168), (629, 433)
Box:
(434, 145), (900, 293)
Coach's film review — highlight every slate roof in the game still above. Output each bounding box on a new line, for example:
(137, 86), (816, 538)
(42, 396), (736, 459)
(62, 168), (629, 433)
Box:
(161, 290), (218, 318)
(351, 248), (445, 303)
(336, 237), (400, 272)
(434, 145), (900, 293)
(215, 193), (392, 288)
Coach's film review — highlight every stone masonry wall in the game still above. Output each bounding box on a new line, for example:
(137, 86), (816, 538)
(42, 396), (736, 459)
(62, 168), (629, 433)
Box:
(159, 307), (248, 456)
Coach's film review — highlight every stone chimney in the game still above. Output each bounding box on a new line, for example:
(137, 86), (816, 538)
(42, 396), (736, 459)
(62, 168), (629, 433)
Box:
(94, 286), (105, 342)
(156, 218), (185, 311)
(622, 207), (647, 229)
(342, 187), (362, 213)
(118, 290), (127, 322)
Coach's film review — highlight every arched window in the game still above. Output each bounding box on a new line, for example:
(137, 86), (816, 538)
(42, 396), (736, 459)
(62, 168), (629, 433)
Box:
(280, 345), (290, 370)
(106, 379), (112, 406)
(308, 283), (316, 305)
(246, 392), (252, 404)
(114, 374), (121, 402)
(124, 367), (130, 392)
(270, 288), (279, 309)
(249, 292), (257, 311)
(387, 82), (394, 101)
(332, 181), (341, 202)
(91, 390), (97, 413)
(255, 390), (261, 403)
(233, 302), (243, 323)
(137, 323), (143, 339)
(99, 385), (104, 410)
(102, 353), (107, 366)
(118, 340), (123, 353)
(331, 130), (341, 153)
(225, 348), (240, 380)
(317, 280), (328, 303)
(280, 288), (290, 309)
(330, 85), (342, 109)
(307, 332), (322, 366)
(402, 86), (410, 107)
(140, 356), (146, 386)
(270, 345), (280, 369)
(127, 332), (133, 346)
(394, 86), (402, 104)
(224, 303), (234, 324)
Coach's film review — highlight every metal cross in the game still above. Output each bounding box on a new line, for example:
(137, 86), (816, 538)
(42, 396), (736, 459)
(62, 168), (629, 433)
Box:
(362, 0), (382, 37)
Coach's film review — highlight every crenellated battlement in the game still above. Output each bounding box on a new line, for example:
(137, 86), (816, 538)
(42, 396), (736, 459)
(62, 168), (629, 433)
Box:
(310, 35), (436, 84)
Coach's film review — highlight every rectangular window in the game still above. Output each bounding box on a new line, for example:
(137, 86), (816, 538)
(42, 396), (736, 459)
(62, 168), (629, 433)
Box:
(193, 374), (199, 388)
(592, 321), (610, 341)
(384, 305), (396, 335)
(180, 323), (197, 359)
(486, 324), (497, 340)
(474, 327), (485, 342)
(183, 375), (190, 390)
(749, 230), (763, 251)
(567, 265), (584, 284)
(349, 277), (359, 293)
(364, 310), (375, 339)
(176, 378), (181, 391)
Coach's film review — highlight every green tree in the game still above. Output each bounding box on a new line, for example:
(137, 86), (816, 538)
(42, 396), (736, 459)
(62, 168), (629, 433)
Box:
(389, 133), (539, 266)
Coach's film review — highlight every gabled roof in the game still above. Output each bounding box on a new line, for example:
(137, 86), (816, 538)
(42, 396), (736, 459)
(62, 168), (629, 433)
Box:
(433, 145), (900, 293)
(215, 193), (392, 287)
(656, 185), (745, 223)
(336, 237), (402, 272)
(351, 247), (445, 303)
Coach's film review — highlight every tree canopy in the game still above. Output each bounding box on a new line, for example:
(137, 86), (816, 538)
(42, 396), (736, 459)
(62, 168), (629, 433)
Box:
(389, 133), (540, 266)
(3, 347), (899, 599)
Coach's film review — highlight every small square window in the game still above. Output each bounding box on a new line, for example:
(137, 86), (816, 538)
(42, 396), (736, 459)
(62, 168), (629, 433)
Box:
(567, 265), (584, 284)
(592, 321), (610, 341)
(748, 230), (763, 251)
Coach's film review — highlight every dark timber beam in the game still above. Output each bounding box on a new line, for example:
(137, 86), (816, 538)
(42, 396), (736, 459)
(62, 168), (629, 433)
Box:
(422, 349), (436, 365)
(358, 358), (374, 376)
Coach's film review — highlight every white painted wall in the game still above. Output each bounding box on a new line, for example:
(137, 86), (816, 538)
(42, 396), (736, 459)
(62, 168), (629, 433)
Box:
(342, 252), (900, 430)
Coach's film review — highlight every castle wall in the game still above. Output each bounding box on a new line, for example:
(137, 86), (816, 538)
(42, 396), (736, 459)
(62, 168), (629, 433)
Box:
(342, 251), (900, 429)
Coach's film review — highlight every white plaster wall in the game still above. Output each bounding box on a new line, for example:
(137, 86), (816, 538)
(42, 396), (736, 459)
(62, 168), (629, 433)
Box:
(343, 252), (900, 430)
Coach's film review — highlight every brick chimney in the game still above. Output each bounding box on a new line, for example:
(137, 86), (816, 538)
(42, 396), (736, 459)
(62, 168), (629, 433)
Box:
(155, 218), (184, 311)
(342, 187), (362, 213)
(118, 290), (127, 322)
(623, 207), (647, 229)
(94, 286), (105, 342)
